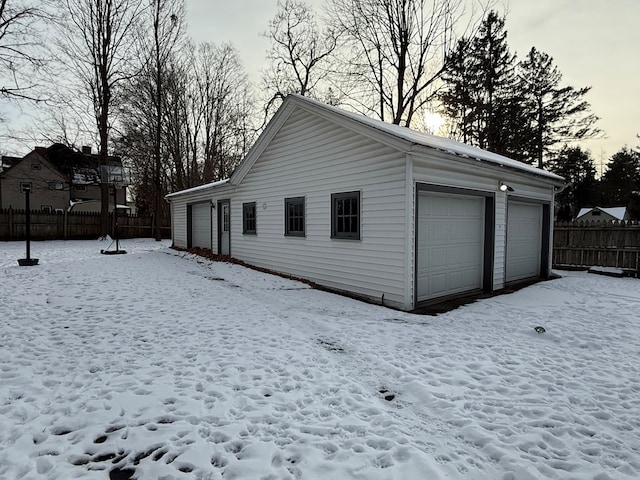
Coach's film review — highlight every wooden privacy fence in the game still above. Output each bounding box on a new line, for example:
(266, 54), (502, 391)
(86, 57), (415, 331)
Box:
(0, 208), (171, 241)
(553, 220), (640, 272)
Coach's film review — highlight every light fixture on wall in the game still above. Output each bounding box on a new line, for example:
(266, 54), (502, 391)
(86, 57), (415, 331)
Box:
(210, 200), (216, 209)
(499, 181), (514, 192)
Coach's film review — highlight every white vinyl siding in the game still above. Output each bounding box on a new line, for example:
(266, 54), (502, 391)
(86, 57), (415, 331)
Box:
(230, 108), (408, 308)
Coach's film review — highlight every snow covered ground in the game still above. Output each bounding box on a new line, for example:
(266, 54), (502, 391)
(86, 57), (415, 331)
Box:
(1, 238), (639, 480)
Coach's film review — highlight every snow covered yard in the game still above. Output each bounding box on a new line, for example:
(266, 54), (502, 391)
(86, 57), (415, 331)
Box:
(1, 239), (639, 480)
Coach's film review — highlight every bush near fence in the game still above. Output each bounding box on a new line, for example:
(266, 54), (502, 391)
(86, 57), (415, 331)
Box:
(553, 220), (640, 273)
(0, 208), (171, 240)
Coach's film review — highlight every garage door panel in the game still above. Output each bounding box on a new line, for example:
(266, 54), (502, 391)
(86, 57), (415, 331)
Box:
(506, 201), (542, 282)
(417, 193), (485, 302)
(191, 202), (212, 249)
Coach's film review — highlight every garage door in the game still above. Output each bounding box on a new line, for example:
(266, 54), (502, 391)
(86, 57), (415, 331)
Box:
(191, 202), (212, 249)
(506, 201), (542, 282)
(417, 192), (485, 302)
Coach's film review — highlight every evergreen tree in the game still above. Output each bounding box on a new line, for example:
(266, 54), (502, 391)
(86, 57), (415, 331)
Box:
(547, 146), (598, 220)
(440, 11), (522, 157)
(517, 47), (600, 169)
(600, 147), (640, 206)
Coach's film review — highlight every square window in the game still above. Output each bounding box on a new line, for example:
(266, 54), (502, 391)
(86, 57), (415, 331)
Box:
(20, 182), (32, 193)
(285, 197), (305, 236)
(243, 202), (256, 234)
(331, 191), (360, 240)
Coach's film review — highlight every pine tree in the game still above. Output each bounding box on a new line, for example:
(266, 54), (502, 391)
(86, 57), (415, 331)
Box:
(547, 146), (598, 220)
(600, 147), (640, 207)
(517, 47), (599, 168)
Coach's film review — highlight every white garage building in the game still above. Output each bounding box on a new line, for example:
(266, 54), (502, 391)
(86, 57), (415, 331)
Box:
(166, 95), (563, 311)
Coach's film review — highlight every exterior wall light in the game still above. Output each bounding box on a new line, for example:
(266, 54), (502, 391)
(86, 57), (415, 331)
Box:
(499, 182), (514, 192)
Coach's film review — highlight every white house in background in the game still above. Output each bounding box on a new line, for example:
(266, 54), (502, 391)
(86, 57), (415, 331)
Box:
(165, 95), (564, 311)
(575, 206), (629, 222)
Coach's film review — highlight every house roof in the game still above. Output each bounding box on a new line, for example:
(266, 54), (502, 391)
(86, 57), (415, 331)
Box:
(165, 179), (230, 199)
(576, 206), (627, 220)
(166, 94), (564, 200)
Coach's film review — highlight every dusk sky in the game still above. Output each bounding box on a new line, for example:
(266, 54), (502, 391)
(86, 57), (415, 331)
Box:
(186, 0), (640, 170)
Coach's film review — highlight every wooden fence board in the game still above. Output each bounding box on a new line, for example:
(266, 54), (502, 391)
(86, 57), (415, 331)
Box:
(0, 208), (170, 240)
(553, 220), (640, 271)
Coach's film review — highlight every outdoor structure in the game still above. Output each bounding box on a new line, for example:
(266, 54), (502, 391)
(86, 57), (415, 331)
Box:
(0, 144), (126, 212)
(575, 206), (629, 222)
(166, 95), (564, 310)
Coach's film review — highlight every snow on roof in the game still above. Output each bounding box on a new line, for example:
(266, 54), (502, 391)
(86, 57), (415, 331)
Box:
(576, 206), (627, 220)
(290, 95), (564, 183)
(165, 178), (230, 199)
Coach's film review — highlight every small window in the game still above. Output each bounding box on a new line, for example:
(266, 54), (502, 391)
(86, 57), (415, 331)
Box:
(592, 210), (601, 216)
(41, 205), (53, 213)
(49, 181), (63, 190)
(285, 197), (305, 236)
(75, 185), (87, 192)
(20, 182), (32, 193)
(243, 202), (256, 234)
(31, 163), (41, 170)
(332, 191), (360, 240)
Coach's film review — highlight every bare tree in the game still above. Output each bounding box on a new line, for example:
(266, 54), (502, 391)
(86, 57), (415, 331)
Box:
(57, 0), (143, 236)
(0, 0), (49, 103)
(327, 0), (483, 127)
(262, 0), (338, 119)
(193, 42), (254, 182)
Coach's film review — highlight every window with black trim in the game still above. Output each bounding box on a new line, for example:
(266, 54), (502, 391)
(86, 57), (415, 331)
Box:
(285, 197), (305, 236)
(20, 182), (32, 193)
(243, 202), (256, 234)
(31, 163), (41, 170)
(331, 191), (360, 239)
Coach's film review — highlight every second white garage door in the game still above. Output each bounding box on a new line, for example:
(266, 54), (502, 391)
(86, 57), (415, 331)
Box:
(506, 201), (542, 282)
(417, 192), (485, 302)
(191, 202), (212, 249)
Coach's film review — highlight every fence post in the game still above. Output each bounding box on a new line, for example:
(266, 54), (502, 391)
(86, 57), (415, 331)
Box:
(9, 207), (13, 239)
(63, 209), (68, 240)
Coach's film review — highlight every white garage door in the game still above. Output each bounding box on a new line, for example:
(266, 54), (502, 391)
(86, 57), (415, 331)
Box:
(417, 192), (485, 302)
(506, 201), (542, 282)
(191, 202), (212, 249)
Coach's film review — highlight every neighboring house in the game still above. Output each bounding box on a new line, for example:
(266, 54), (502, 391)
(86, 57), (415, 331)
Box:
(165, 95), (564, 311)
(575, 206), (629, 222)
(0, 148), (68, 211)
(0, 144), (126, 212)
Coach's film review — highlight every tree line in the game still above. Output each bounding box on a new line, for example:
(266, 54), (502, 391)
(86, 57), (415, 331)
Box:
(0, 0), (637, 235)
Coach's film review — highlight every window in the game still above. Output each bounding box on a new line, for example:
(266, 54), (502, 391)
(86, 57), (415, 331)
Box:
(49, 181), (63, 190)
(75, 185), (87, 192)
(285, 197), (305, 236)
(41, 205), (52, 213)
(31, 163), (41, 170)
(20, 182), (32, 193)
(331, 191), (360, 240)
(592, 210), (601, 216)
(243, 202), (256, 234)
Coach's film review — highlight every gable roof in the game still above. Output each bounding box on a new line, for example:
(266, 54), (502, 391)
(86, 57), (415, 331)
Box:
(230, 94), (564, 186)
(576, 206), (627, 220)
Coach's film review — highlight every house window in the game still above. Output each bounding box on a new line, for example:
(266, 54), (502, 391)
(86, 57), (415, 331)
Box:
(41, 205), (52, 213)
(243, 202), (256, 234)
(31, 163), (41, 170)
(20, 182), (32, 193)
(75, 185), (87, 192)
(331, 191), (361, 239)
(592, 210), (601, 216)
(285, 197), (305, 236)
(49, 181), (63, 190)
